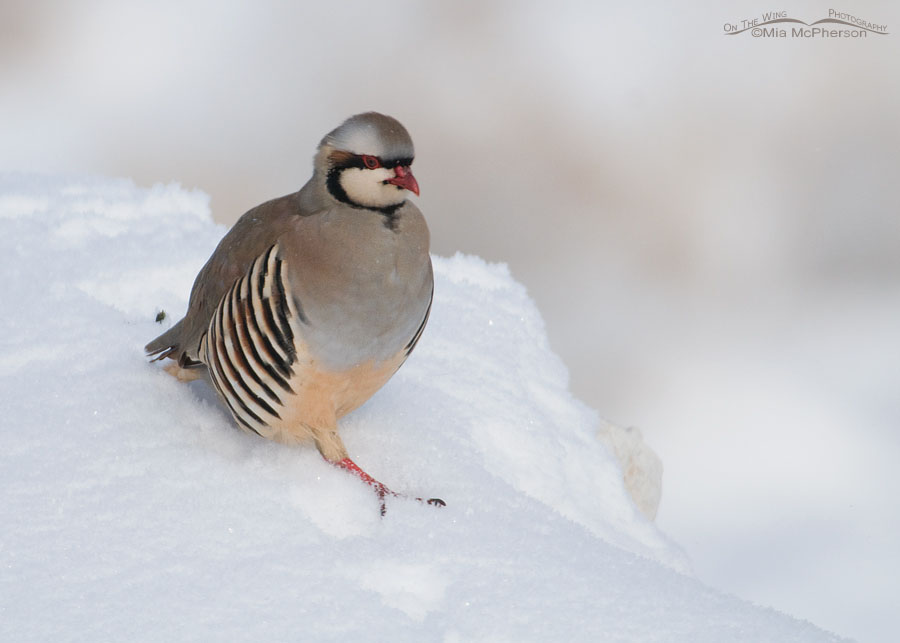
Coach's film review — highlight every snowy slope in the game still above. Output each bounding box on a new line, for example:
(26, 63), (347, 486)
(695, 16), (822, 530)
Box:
(0, 176), (843, 641)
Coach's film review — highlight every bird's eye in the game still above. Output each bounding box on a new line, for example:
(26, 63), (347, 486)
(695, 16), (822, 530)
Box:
(362, 155), (381, 169)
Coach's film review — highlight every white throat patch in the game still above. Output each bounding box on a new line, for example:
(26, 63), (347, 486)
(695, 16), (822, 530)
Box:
(339, 167), (408, 209)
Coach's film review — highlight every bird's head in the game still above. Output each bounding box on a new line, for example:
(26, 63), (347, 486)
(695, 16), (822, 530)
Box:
(317, 112), (419, 213)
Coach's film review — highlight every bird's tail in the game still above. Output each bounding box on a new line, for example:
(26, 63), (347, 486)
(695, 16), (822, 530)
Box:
(145, 319), (184, 361)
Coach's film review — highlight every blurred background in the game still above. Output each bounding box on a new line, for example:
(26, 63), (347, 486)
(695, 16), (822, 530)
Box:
(2, 1), (898, 640)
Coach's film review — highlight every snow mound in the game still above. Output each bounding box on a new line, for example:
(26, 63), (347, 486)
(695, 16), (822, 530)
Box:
(0, 175), (843, 641)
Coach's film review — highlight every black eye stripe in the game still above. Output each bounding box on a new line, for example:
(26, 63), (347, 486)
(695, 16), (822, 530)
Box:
(337, 155), (414, 170)
(385, 156), (414, 169)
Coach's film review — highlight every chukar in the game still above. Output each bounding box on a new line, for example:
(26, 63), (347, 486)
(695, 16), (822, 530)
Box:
(146, 112), (442, 513)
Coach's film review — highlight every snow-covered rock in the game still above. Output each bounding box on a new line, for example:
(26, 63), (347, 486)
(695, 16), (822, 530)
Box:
(0, 175), (843, 641)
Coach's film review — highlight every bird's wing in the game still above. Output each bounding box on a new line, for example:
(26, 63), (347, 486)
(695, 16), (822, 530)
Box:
(145, 191), (314, 365)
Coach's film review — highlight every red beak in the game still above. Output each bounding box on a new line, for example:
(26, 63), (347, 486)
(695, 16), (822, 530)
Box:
(386, 165), (420, 196)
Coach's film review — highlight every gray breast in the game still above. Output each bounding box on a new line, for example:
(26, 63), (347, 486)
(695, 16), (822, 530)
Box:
(280, 206), (433, 370)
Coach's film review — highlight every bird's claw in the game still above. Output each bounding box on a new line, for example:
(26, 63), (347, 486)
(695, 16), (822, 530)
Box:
(333, 457), (444, 515)
(378, 494), (443, 517)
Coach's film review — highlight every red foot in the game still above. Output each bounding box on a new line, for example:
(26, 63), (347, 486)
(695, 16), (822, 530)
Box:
(332, 457), (445, 516)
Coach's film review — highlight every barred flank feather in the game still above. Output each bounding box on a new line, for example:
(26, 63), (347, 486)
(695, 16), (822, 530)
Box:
(200, 244), (304, 437)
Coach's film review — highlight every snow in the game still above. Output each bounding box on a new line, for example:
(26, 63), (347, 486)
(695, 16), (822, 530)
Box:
(0, 175), (844, 641)
(3, 5), (898, 638)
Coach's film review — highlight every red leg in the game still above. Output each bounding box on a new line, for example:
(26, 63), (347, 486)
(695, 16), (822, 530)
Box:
(331, 457), (445, 515)
(335, 457), (395, 515)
